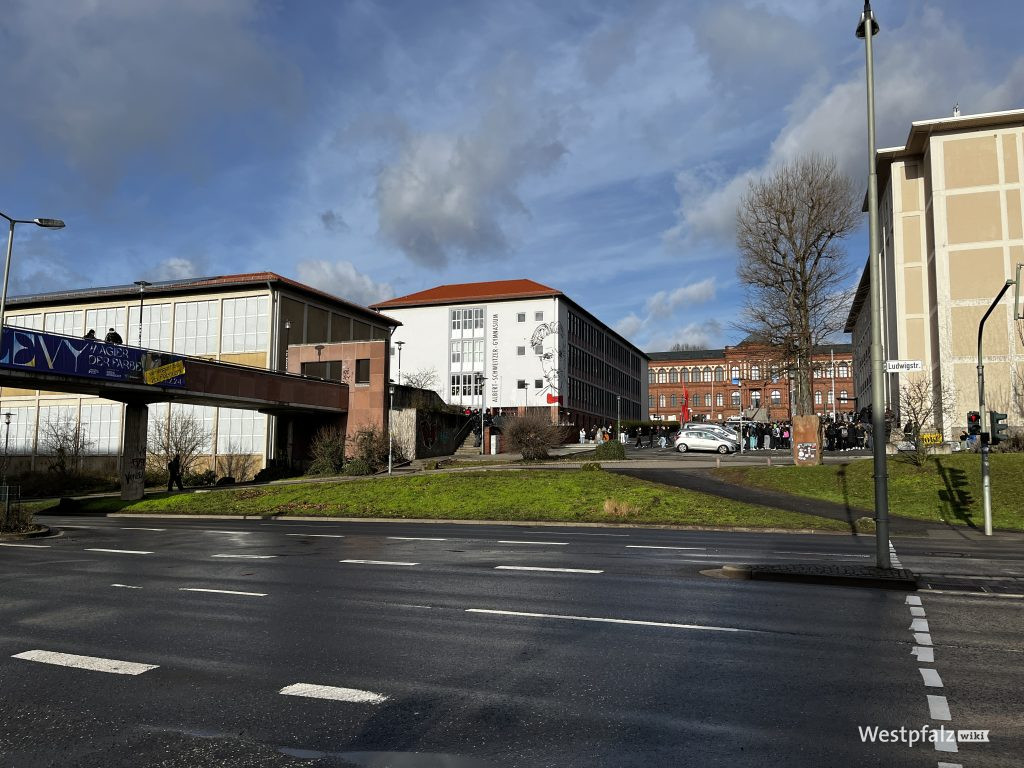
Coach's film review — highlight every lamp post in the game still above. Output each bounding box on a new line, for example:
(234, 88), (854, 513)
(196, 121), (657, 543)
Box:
(133, 280), (152, 348)
(388, 382), (395, 474)
(476, 373), (486, 455)
(315, 344), (325, 378)
(616, 394), (621, 442)
(1, 411), (12, 488)
(857, 0), (891, 568)
(395, 340), (404, 384)
(1, 212), (65, 331)
(284, 319), (292, 372)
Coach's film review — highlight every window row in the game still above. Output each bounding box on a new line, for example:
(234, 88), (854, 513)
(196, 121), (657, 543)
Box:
(451, 307), (485, 335)
(515, 311), (544, 322)
(450, 373), (484, 399)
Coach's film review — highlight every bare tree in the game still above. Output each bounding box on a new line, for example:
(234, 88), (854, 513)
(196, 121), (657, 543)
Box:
(39, 411), (93, 474)
(503, 412), (562, 460)
(148, 410), (210, 478)
(736, 154), (858, 416)
(217, 442), (258, 482)
(669, 342), (707, 352)
(403, 366), (440, 391)
(893, 375), (956, 466)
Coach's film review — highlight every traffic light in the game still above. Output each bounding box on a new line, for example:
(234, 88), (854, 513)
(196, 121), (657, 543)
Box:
(967, 411), (981, 435)
(990, 411), (1009, 444)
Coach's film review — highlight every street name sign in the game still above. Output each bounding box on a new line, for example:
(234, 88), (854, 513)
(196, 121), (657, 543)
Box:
(885, 360), (923, 373)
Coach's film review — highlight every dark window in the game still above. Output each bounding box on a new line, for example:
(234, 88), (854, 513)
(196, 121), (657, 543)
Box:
(517, 379), (527, 389)
(355, 358), (370, 384)
(535, 379), (543, 389)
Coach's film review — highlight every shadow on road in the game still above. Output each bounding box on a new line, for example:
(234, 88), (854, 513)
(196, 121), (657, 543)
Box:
(835, 464), (857, 535)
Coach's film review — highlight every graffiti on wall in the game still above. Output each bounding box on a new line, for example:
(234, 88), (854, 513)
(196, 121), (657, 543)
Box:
(529, 321), (562, 404)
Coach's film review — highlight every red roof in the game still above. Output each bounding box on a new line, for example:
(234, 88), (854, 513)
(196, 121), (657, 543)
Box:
(371, 279), (562, 309)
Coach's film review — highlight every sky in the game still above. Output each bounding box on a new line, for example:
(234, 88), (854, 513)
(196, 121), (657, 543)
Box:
(3, 0), (1024, 353)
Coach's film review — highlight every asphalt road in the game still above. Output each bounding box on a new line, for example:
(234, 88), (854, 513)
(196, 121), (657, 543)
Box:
(1, 516), (1020, 767)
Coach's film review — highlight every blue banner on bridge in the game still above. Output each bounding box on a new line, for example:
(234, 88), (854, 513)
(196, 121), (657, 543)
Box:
(0, 327), (186, 388)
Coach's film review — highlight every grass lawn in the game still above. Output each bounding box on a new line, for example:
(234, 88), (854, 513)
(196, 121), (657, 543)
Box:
(60, 470), (848, 531)
(714, 453), (1024, 531)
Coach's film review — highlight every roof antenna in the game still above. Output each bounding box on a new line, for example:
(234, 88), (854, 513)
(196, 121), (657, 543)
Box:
(953, 101), (960, 117)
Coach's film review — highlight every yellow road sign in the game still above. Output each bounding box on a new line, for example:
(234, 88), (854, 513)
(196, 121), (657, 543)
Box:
(144, 360), (185, 385)
(920, 432), (943, 445)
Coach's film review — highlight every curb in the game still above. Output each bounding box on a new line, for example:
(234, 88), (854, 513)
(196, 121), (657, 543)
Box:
(0, 524), (52, 541)
(717, 563), (918, 590)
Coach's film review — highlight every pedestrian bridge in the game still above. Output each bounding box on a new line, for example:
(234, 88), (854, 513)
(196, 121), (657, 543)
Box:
(0, 327), (347, 499)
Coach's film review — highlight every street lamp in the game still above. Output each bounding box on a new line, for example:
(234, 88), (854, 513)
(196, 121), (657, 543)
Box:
(395, 340), (404, 384)
(616, 394), (621, 441)
(387, 382), (395, 475)
(1, 212), (64, 330)
(284, 319), (292, 372)
(1, 411), (12, 488)
(476, 373), (486, 455)
(133, 280), (152, 348)
(857, 0), (891, 568)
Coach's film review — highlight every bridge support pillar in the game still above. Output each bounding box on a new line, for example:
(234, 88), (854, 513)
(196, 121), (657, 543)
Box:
(120, 402), (148, 501)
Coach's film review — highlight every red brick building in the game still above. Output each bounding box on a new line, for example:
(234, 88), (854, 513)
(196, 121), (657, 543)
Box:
(647, 342), (855, 422)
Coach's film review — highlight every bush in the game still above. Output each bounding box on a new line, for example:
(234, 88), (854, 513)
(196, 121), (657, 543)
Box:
(307, 426), (347, 476)
(854, 516), (876, 533)
(594, 441), (626, 460)
(13, 471), (119, 498)
(503, 413), (562, 460)
(342, 458), (373, 476)
(581, 462), (602, 471)
(253, 464), (299, 483)
(184, 469), (217, 487)
(351, 425), (405, 473)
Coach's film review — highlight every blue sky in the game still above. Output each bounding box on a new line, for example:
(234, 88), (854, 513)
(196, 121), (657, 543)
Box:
(3, 0), (1024, 351)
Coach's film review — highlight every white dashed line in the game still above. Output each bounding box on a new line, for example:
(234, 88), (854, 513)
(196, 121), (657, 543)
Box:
(180, 588), (266, 597)
(937, 762), (963, 768)
(466, 608), (753, 633)
(340, 559), (418, 566)
(919, 668), (943, 687)
(911, 646), (934, 663)
(387, 537), (447, 541)
(626, 545), (705, 551)
(927, 695), (952, 721)
(770, 551), (871, 558)
(85, 548), (153, 555)
(120, 527), (166, 531)
(211, 554), (276, 559)
(0, 542), (50, 548)
(111, 584), (143, 589)
(905, 595), (922, 606)
(909, 606), (926, 617)
(888, 540), (903, 568)
(285, 533), (344, 538)
(204, 530), (252, 535)
(279, 683), (387, 703)
(934, 730), (958, 753)
(497, 540), (568, 546)
(494, 566), (603, 574)
(914, 632), (933, 646)
(12, 650), (158, 675)
(910, 618), (930, 632)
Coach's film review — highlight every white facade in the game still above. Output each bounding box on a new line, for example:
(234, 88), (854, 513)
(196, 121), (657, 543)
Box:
(385, 293), (646, 426)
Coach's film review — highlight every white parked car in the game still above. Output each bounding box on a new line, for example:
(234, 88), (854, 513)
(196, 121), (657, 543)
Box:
(682, 423), (739, 444)
(674, 429), (737, 454)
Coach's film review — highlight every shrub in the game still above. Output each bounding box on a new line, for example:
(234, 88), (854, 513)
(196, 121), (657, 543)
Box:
(503, 413), (562, 460)
(342, 458), (373, 476)
(12, 471), (118, 498)
(594, 441), (626, 460)
(603, 498), (640, 517)
(253, 464), (299, 483)
(351, 425), (405, 472)
(854, 516), (876, 533)
(580, 462), (602, 471)
(307, 426), (347, 476)
(184, 469), (217, 487)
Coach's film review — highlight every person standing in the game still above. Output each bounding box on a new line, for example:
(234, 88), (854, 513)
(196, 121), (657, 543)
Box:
(104, 327), (123, 344)
(579, 427), (586, 445)
(166, 454), (184, 492)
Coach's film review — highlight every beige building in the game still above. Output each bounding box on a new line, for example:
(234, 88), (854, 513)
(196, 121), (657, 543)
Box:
(846, 109), (1024, 437)
(0, 273), (396, 475)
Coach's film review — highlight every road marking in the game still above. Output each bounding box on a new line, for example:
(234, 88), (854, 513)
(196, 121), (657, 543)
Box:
(111, 584), (142, 589)
(911, 646), (934, 663)
(0, 542), (50, 548)
(12, 650), (158, 675)
(626, 545), (705, 551)
(927, 695), (951, 720)
(204, 530), (252, 535)
(211, 554), (277, 559)
(279, 683), (387, 703)
(919, 668), (943, 687)
(888, 540), (903, 568)
(497, 540), (568, 546)
(909, 606), (926, 617)
(905, 595), (922, 606)
(914, 632), (933, 646)
(85, 548), (153, 555)
(770, 551), (871, 557)
(285, 533), (344, 538)
(910, 618), (930, 632)
(120, 527), (166, 531)
(937, 763), (963, 768)
(180, 588), (267, 597)
(466, 608), (753, 633)
(340, 559), (418, 566)
(387, 536), (447, 541)
(935, 730), (958, 753)
(495, 566), (603, 574)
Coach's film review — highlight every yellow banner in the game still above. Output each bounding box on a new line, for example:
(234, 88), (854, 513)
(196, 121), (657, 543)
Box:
(144, 360), (185, 385)
(920, 432), (943, 445)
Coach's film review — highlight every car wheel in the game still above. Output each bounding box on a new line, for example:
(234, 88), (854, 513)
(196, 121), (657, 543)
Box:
(717, 445), (729, 455)
(677, 443), (688, 453)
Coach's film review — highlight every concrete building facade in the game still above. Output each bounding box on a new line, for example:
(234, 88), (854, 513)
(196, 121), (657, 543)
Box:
(371, 280), (647, 431)
(846, 109), (1024, 436)
(0, 273), (397, 475)
(648, 343), (855, 422)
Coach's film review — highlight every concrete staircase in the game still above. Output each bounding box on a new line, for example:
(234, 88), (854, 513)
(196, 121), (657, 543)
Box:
(454, 432), (482, 457)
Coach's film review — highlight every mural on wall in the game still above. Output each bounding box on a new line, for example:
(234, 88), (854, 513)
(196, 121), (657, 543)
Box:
(530, 321), (563, 404)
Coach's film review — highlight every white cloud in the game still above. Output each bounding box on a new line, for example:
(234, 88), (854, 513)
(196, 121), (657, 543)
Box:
(645, 278), (717, 318)
(295, 260), (393, 307)
(644, 320), (724, 353)
(375, 57), (567, 268)
(150, 257), (199, 282)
